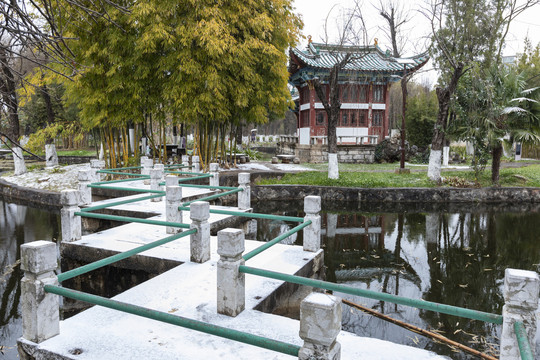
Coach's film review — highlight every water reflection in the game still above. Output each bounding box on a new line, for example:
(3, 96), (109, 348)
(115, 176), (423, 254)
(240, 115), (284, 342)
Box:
(254, 201), (540, 359)
(0, 199), (60, 360)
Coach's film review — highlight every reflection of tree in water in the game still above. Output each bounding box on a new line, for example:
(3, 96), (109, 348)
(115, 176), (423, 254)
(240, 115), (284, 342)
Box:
(252, 201), (540, 358)
(421, 212), (502, 358)
(0, 200), (60, 358)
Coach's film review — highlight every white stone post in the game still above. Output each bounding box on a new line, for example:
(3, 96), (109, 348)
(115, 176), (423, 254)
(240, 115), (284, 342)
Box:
(61, 189), (81, 242)
(303, 196), (321, 252)
(192, 155), (200, 173)
(181, 155), (190, 172)
(150, 164), (164, 202)
(425, 213), (438, 244)
(299, 292), (342, 360)
(217, 228), (245, 317)
(12, 147), (26, 175)
(189, 201), (210, 263)
(141, 157), (153, 185)
(20, 241), (59, 343)
(238, 173), (250, 210)
(45, 144), (58, 168)
(90, 159), (105, 181)
(209, 163), (219, 187)
(166, 175), (182, 234)
(78, 169), (93, 205)
(500, 269), (539, 360)
(443, 146), (450, 167)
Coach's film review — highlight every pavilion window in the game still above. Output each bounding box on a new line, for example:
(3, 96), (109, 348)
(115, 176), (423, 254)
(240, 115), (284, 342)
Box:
(351, 112), (357, 126)
(359, 111), (367, 126)
(342, 85), (349, 102)
(341, 112), (349, 126)
(373, 111), (383, 126)
(359, 86), (367, 102)
(316, 111), (325, 125)
(373, 85), (385, 103)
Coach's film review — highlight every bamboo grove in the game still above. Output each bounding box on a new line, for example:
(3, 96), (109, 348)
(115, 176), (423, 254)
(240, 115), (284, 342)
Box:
(18, 0), (302, 170)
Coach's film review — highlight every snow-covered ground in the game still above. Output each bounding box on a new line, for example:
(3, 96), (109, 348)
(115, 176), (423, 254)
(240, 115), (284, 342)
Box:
(0, 161), (311, 192)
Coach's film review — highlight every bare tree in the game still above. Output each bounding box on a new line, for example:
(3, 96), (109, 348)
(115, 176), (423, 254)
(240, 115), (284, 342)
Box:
(377, 0), (414, 171)
(311, 2), (368, 179)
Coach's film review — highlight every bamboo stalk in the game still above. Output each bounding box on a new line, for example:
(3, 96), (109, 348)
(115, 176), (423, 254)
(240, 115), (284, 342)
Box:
(339, 297), (497, 360)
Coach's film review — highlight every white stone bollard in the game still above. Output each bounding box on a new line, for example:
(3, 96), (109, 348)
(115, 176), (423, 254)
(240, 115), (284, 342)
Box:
(189, 201), (210, 263)
(303, 196), (321, 252)
(90, 159), (105, 182)
(141, 157), (153, 185)
(217, 228), (245, 317)
(78, 169), (93, 205)
(150, 164), (164, 202)
(61, 189), (81, 242)
(299, 293), (342, 360)
(45, 144), (58, 168)
(20, 241), (60, 343)
(166, 175), (182, 234)
(500, 269), (539, 360)
(181, 155), (190, 172)
(209, 163), (219, 188)
(238, 173), (251, 210)
(192, 155), (200, 173)
(12, 147), (27, 175)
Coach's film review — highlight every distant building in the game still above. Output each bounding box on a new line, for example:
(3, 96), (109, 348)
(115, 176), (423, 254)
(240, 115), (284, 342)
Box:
(288, 41), (429, 145)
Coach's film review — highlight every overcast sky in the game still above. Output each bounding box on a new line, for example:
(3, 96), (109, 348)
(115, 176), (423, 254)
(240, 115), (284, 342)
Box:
(292, 0), (540, 86)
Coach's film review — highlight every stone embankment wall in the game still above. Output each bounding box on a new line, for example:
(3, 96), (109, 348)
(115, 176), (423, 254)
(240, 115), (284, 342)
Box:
(278, 142), (375, 163)
(252, 184), (540, 204)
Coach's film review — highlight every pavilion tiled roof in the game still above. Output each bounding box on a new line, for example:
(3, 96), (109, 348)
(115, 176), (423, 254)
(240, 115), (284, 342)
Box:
(290, 42), (429, 73)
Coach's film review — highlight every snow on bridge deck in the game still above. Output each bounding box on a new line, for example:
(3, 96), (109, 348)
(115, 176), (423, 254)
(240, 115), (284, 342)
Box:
(20, 180), (447, 360)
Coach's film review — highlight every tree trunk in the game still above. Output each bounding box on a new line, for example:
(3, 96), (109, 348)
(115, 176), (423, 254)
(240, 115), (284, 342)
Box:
(428, 64), (464, 181)
(491, 143), (503, 184)
(41, 84), (56, 145)
(0, 47), (20, 142)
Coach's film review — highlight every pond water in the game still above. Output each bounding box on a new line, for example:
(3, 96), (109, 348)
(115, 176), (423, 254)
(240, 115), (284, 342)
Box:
(0, 199), (60, 360)
(253, 201), (540, 359)
(0, 197), (539, 359)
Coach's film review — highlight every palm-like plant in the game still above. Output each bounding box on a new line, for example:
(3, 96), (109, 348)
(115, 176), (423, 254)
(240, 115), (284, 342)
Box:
(453, 64), (540, 184)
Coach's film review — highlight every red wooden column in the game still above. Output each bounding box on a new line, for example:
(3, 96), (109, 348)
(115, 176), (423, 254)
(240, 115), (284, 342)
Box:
(383, 83), (391, 140)
(309, 85), (317, 142)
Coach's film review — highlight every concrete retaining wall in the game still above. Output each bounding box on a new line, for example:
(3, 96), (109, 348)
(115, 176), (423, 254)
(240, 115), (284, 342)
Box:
(278, 142), (375, 163)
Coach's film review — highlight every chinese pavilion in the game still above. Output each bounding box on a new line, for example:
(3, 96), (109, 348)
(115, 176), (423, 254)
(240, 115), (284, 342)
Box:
(288, 41), (429, 147)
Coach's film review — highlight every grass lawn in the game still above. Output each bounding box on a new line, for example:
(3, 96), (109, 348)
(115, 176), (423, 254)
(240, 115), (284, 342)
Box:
(258, 163), (540, 188)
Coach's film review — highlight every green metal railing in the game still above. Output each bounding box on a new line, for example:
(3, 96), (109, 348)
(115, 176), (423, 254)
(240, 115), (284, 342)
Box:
(80, 194), (163, 212)
(58, 230), (195, 282)
(166, 170), (206, 176)
(179, 206), (304, 223)
(243, 221), (311, 261)
(92, 177), (149, 185)
(97, 170), (148, 177)
(182, 188), (242, 207)
(514, 321), (534, 360)
(89, 184), (165, 194)
(44, 285), (300, 356)
(238, 265), (503, 324)
(75, 211), (190, 229)
(161, 183), (238, 191)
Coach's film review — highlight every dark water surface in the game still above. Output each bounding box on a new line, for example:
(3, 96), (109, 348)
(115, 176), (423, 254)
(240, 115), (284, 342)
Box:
(253, 201), (540, 359)
(0, 199), (60, 360)
(1, 197), (539, 359)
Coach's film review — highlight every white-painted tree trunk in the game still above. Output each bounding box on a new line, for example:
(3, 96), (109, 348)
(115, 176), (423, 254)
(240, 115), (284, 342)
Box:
(13, 147), (26, 175)
(427, 149), (442, 182)
(129, 128), (135, 155)
(328, 153), (339, 179)
(442, 146), (450, 166)
(99, 142), (104, 160)
(45, 144), (58, 168)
